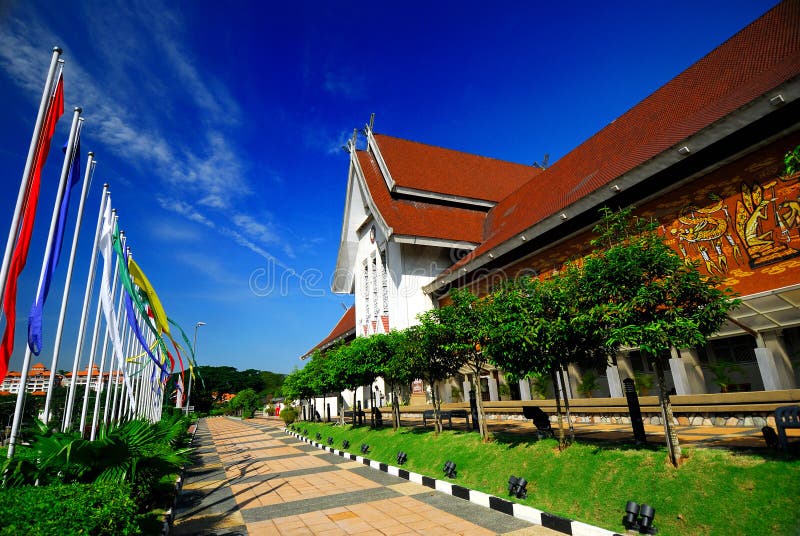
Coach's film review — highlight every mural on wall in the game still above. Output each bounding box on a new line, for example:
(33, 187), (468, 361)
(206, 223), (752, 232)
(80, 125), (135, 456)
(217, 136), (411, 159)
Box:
(659, 139), (800, 295)
(498, 135), (800, 298)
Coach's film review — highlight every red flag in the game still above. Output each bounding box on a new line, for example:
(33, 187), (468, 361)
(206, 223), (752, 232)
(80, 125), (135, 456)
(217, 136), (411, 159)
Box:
(0, 75), (64, 382)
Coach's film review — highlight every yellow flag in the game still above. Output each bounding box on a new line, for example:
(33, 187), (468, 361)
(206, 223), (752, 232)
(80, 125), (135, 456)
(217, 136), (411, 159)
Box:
(128, 257), (171, 336)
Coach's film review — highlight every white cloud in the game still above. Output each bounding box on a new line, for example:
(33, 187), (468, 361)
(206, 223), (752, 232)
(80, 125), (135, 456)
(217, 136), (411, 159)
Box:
(0, 0), (300, 265)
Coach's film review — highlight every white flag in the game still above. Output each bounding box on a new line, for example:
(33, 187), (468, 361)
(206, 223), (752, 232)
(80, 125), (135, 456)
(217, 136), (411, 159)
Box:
(98, 200), (136, 412)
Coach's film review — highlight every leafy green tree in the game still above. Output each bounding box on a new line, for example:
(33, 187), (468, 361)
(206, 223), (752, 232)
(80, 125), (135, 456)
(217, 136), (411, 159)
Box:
(486, 271), (610, 447)
(228, 388), (260, 419)
(371, 331), (415, 430)
(580, 207), (737, 466)
(326, 338), (378, 425)
(433, 289), (494, 441)
(403, 317), (463, 434)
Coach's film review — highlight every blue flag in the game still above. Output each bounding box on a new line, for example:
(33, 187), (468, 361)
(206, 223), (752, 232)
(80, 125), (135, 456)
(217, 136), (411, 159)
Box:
(27, 140), (81, 355)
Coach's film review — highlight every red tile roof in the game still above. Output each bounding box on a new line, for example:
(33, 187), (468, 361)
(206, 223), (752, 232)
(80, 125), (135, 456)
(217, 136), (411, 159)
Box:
(357, 150), (486, 244)
(302, 306), (356, 358)
(373, 134), (541, 202)
(456, 1), (800, 270)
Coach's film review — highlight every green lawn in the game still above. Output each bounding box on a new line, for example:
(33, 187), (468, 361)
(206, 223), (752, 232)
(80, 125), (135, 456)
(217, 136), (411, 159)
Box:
(290, 421), (800, 536)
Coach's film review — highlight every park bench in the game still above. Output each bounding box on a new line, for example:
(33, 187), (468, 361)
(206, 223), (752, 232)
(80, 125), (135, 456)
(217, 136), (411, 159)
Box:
(343, 409), (365, 424)
(522, 406), (554, 439)
(422, 409), (470, 429)
(775, 405), (800, 453)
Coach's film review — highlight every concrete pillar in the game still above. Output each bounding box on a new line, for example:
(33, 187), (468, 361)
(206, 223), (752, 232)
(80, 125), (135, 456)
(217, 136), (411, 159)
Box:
(669, 348), (692, 395)
(443, 382), (452, 403)
(519, 378), (532, 401)
(756, 346), (794, 390)
(678, 348), (707, 393)
(762, 331), (796, 389)
(606, 365), (623, 398)
(566, 364), (580, 398)
(487, 377), (499, 401)
(616, 353), (634, 382)
(462, 380), (472, 401)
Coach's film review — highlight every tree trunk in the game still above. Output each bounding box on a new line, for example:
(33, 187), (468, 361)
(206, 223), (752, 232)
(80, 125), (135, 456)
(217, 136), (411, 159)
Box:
(471, 370), (489, 441)
(653, 356), (682, 466)
(338, 394), (345, 426)
(557, 364), (575, 443)
(551, 369), (566, 450)
(352, 391), (357, 426)
(431, 381), (442, 435)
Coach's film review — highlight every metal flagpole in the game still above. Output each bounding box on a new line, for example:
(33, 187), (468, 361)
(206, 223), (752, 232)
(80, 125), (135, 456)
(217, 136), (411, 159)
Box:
(79, 212), (118, 437)
(0, 47), (62, 307)
(186, 321), (206, 416)
(43, 152), (95, 423)
(112, 308), (137, 425)
(7, 107), (81, 458)
(63, 187), (108, 431)
(90, 256), (125, 440)
(104, 306), (130, 427)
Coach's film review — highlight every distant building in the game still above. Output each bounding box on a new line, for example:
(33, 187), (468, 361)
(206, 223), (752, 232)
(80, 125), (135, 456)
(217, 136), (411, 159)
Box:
(0, 363), (62, 394)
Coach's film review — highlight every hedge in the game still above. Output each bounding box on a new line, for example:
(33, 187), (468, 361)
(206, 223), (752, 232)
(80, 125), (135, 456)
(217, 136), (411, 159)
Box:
(0, 481), (142, 535)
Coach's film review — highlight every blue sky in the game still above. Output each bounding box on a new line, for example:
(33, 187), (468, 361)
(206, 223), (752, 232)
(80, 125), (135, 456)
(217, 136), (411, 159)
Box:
(0, 0), (777, 375)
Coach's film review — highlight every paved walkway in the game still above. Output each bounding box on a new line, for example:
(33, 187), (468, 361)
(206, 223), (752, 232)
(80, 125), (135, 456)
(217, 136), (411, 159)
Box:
(173, 417), (559, 535)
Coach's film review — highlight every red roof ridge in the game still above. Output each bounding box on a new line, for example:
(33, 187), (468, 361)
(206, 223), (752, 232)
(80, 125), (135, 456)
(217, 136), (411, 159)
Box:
(372, 133), (542, 203)
(302, 306), (356, 359)
(374, 132), (536, 168)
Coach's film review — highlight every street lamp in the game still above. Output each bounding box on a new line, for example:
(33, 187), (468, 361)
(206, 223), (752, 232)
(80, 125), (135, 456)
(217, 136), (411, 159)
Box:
(186, 321), (206, 416)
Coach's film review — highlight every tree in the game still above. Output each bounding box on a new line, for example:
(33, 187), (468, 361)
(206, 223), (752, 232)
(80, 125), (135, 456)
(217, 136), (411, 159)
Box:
(403, 317), (463, 435)
(326, 338), (377, 425)
(228, 388), (260, 419)
(580, 207), (737, 466)
(485, 271), (611, 448)
(371, 331), (415, 430)
(433, 289), (494, 441)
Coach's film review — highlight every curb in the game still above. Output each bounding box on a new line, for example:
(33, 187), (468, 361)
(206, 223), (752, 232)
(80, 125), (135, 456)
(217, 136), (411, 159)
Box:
(284, 428), (622, 536)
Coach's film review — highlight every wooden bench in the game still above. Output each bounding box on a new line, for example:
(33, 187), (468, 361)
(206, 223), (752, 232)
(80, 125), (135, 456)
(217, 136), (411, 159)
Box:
(775, 405), (800, 453)
(343, 410), (365, 425)
(422, 409), (470, 429)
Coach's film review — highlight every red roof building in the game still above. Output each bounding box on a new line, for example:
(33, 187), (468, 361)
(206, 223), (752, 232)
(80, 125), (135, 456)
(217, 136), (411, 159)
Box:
(315, 2), (800, 402)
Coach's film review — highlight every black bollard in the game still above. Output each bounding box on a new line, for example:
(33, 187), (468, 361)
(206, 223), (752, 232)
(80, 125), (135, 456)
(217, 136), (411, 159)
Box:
(469, 389), (479, 431)
(623, 378), (647, 444)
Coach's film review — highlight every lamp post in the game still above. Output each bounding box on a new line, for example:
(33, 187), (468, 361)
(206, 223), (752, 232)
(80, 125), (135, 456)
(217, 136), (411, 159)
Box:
(186, 321), (206, 416)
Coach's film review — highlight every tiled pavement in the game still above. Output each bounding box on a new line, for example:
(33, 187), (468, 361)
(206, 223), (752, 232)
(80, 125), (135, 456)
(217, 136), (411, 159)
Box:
(173, 417), (560, 535)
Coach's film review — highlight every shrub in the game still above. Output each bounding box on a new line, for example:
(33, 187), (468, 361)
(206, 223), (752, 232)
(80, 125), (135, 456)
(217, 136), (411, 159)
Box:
(281, 407), (298, 424)
(0, 481), (141, 535)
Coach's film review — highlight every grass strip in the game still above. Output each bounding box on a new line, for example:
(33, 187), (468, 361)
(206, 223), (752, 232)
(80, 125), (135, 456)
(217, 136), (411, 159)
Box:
(289, 421), (800, 536)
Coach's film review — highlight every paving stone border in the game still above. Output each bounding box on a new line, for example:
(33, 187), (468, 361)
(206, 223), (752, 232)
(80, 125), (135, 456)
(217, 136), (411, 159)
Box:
(283, 428), (622, 536)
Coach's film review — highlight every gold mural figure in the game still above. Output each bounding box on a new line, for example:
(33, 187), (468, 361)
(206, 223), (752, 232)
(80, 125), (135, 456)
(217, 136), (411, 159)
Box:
(676, 196), (727, 243)
(735, 180), (799, 268)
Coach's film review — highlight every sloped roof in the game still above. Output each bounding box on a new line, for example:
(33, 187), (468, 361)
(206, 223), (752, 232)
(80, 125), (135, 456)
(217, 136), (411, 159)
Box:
(448, 0), (800, 275)
(302, 306), (356, 359)
(356, 150), (486, 244)
(373, 133), (541, 202)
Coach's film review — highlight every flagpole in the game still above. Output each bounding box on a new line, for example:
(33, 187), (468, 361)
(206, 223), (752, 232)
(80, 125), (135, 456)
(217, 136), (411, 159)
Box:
(7, 107), (81, 458)
(63, 187), (108, 431)
(104, 307), (129, 427)
(0, 47), (62, 308)
(42, 153), (95, 423)
(90, 246), (125, 440)
(79, 213), (117, 437)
